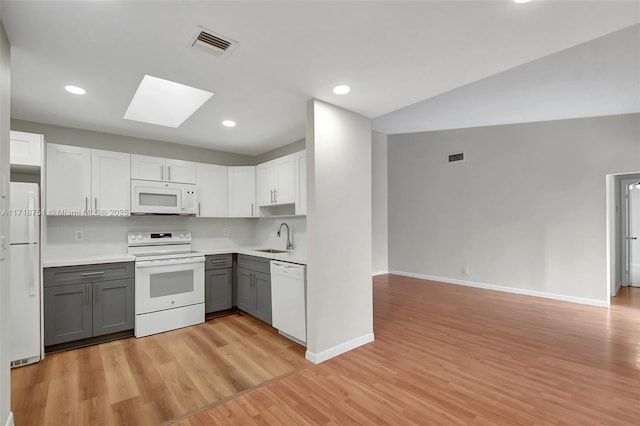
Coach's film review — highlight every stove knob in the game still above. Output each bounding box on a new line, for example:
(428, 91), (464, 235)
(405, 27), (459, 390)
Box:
(137, 234), (143, 240)
(185, 233), (190, 238)
(179, 233), (185, 238)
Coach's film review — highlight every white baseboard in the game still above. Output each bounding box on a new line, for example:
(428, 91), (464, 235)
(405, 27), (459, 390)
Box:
(5, 412), (14, 426)
(372, 270), (388, 276)
(390, 270), (609, 308)
(305, 332), (374, 364)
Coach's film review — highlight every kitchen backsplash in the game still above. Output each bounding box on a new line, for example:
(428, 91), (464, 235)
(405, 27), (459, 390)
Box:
(44, 215), (307, 259)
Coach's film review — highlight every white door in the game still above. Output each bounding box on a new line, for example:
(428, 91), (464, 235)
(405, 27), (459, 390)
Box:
(9, 244), (40, 363)
(294, 151), (307, 215)
(91, 149), (131, 215)
(131, 154), (165, 181)
(10, 131), (42, 167)
(9, 183), (39, 244)
(629, 183), (640, 286)
(256, 161), (275, 206)
(275, 154), (295, 205)
(228, 166), (256, 217)
(166, 159), (196, 184)
(46, 143), (91, 214)
(195, 163), (227, 217)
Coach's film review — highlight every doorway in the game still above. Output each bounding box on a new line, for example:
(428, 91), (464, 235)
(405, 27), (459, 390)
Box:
(621, 177), (640, 288)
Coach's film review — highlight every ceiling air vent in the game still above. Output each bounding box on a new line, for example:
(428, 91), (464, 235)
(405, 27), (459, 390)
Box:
(191, 26), (238, 58)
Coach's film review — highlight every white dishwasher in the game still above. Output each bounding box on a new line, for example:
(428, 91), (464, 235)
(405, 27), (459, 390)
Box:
(270, 260), (307, 346)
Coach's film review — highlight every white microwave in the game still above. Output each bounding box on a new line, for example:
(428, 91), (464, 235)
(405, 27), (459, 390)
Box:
(131, 179), (197, 215)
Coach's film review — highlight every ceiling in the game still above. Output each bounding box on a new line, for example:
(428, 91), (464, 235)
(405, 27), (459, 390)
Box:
(2, 1), (639, 156)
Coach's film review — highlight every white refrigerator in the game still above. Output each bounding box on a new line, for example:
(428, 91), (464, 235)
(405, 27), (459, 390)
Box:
(9, 182), (41, 367)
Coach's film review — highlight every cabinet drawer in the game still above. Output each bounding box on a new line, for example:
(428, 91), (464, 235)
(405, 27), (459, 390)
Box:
(237, 255), (271, 274)
(44, 262), (134, 287)
(205, 254), (233, 270)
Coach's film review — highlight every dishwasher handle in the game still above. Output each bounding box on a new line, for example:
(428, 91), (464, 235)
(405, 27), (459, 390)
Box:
(270, 261), (306, 279)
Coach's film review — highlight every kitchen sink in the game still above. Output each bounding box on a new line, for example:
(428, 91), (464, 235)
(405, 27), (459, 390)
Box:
(255, 249), (289, 254)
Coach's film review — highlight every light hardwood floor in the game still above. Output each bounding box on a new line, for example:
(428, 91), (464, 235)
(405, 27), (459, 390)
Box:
(176, 276), (640, 425)
(11, 313), (309, 426)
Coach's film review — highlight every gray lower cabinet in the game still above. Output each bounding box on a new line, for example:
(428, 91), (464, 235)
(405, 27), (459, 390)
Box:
(236, 255), (272, 324)
(204, 254), (233, 314)
(44, 262), (134, 347)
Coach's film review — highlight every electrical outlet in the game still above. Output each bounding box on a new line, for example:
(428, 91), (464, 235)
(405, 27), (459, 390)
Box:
(75, 230), (84, 241)
(223, 227), (229, 237)
(462, 267), (469, 275)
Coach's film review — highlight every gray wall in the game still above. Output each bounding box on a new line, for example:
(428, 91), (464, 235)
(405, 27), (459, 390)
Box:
(11, 119), (253, 166)
(0, 18), (11, 425)
(306, 99), (373, 362)
(388, 113), (640, 303)
(252, 138), (306, 165)
(372, 131), (388, 274)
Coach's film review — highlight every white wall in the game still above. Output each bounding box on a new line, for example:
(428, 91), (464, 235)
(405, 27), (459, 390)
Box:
(372, 131), (388, 274)
(0, 17), (11, 426)
(388, 114), (640, 304)
(306, 99), (373, 363)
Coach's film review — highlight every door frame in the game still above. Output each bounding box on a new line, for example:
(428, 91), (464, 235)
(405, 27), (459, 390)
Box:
(620, 175), (640, 287)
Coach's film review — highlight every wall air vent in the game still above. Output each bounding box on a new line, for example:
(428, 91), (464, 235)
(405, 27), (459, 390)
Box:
(191, 26), (238, 58)
(448, 153), (464, 163)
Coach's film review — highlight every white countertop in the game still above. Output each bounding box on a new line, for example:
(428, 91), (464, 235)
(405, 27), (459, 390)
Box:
(43, 247), (306, 268)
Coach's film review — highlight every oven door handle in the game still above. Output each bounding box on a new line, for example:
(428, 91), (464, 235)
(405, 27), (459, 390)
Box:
(135, 258), (205, 268)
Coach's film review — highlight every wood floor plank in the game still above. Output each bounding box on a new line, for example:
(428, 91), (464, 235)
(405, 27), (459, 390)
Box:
(176, 278), (640, 426)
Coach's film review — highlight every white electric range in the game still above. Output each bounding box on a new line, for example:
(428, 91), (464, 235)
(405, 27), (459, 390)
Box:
(128, 231), (205, 337)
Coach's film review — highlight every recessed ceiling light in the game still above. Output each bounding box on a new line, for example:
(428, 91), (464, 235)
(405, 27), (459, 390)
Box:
(65, 85), (86, 95)
(513, 0), (532, 3)
(124, 75), (214, 128)
(222, 120), (236, 127)
(333, 84), (351, 95)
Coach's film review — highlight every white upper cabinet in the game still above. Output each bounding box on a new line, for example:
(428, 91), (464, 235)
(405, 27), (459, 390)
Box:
(91, 149), (131, 213)
(228, 166), (256, 217)
(195, 163), (228, 217)
(131, 155), (196, 184)
(46, 144), (91, 213)
(10, 130), (42, 167)
(256, 154), (295, 206)
(47, 144), (130, 216)
(294, 150), (307, 215)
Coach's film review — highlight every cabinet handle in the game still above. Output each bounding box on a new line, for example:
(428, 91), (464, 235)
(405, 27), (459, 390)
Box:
(270, 189), (273, 204)
(161, 165), (164, 180)
(85, 284), (90, 304)
(251, 203), (254, 217)
(81, 271), (105, 276)
(94, 283), (99, 303)
(85, 197), (88, 211)
(94, 197), (98, 210)
(274, 189), (277, 203)
(198, 202), (201, 216)
(168, 166), (171, 181)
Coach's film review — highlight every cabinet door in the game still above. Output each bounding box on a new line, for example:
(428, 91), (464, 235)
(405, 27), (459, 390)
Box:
(205, 269), (232, 313)
(236, 267), (255, 315)
(91, 149), (131, 215)
(93, 279), (135, 337)
(254, 271), (272, 324)
(228, 166), (256, 217)
(10, 130), (42, 167)
(131, 154), (165, 181)
(46, 143), (91, 214)
(274, 154), (295, 205)
(294, 151), (307, 215)
(256, 161), (275, 207)
(167, 159), (196, 184)
(44, 283), (92, 346)
(196, 163), (228, 217)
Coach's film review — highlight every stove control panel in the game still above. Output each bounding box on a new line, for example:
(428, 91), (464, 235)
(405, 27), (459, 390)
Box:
(128, 230), (191, 246)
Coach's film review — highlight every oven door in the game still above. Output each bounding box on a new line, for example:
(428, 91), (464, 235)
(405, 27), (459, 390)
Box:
(135, 257), (205, 315)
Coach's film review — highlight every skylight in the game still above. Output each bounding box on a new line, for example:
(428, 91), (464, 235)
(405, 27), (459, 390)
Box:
(124, 75), (214, 128)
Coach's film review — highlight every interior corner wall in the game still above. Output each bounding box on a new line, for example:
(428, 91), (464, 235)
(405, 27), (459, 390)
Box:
(388, 114), (640, 304)
(372, 131), (388, 274)
(0, 17), (12, 426)
(306, 99), (374, 363)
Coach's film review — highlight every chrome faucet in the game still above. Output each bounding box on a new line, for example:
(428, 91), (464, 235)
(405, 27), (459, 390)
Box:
(277, 222), (294, 250)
